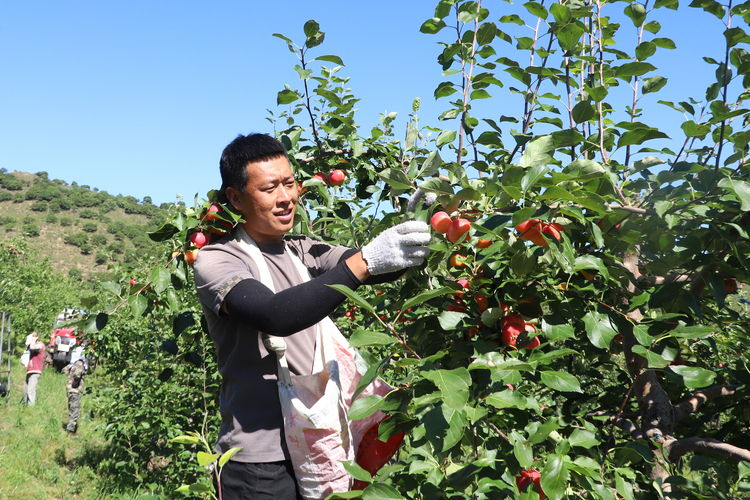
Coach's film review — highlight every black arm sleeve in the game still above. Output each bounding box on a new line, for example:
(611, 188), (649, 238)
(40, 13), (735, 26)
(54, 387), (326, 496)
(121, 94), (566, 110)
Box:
(224, 260), (363, 336)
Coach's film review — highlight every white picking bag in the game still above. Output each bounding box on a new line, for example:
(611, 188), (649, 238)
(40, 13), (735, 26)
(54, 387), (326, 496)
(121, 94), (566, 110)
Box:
(236, 229), (391, 500)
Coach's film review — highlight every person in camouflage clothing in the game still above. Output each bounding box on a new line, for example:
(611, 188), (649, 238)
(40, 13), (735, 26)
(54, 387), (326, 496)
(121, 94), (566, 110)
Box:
(62, 357), (87, 435)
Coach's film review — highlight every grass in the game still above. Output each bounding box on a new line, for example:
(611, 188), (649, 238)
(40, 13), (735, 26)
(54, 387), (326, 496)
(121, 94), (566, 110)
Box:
(0, 359), (110, 500)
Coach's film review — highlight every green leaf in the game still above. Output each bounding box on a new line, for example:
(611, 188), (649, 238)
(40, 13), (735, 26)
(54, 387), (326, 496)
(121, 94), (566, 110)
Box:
(572, 100), (595, 123)
(129, 294), (147, 318)
(524, 1), (549, 19)
(521, 164), (550, 194)
(616, 473), (636, 500)
(362, 482), (406, 500)
(438, 310), (468, 330)
(540, 455), (570, 500)
(313, 55), (345, 65)
(718, 178), (750, 211)
(520, 135), (555, 169)
(171, 435), (200, 445)
(614, 62), (657, 80)
(569, 429), (600, 448)
(476, 22), (497, 45)
(636, 41), (656, 60)
(624, 3), (647, 26)
(542, 320), (576, 342)
(485, 389), (536, 409)
(423, 368), (471, 410)
(436, 129), (457, 148)
(219, 447), (243, 468)
(342, 460), (375, 482)
(421, 18), (447, 34)
(682, 121), (711, 139)
(100, 281), (122, 297)
(83, 313), (108, 334)
(348, 394), (384, 421)
(584, 311), (619, 349)
(642, 76), (667, 94)
(303, 20), (320, 37)
(277, 89), (300, 105)
(725, 27), (750, 47)
(510, 430), (534, 468)
(326, 285), (375, 313)
(196, 451), (220, 467)
(423, 405), (465, 452)
(585, 84), (609, 102)
(148, 223), (179, 242)
(540, 370), (582, 392)
(665, 365), (716, 390)
(631, 346), (670, 368)
(402, 287), (453, 312)
(150, 267), (170, 295)
(349, 329), (397, 347)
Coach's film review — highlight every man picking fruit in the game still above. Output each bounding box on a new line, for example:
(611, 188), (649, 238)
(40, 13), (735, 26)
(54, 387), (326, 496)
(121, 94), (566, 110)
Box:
(193, 133), (430, 500)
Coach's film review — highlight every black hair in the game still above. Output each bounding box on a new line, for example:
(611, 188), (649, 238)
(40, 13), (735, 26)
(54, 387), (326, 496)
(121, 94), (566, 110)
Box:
(219, 133), (290, 193)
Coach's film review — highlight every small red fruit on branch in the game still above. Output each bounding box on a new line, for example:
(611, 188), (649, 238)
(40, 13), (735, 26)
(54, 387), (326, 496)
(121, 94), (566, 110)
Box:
(430, 211), (452, 234)
(725, 278), (738, 292)
(184, 249), (199, 267)
(475, 295), (489, 313)
(516, 468), (545, 499)
(313, 172), (328, 184)
(130, 279), (136, 286)
(446, 218), (471, 243)
(328, 169), (346, 186)
(189, 232), (208, 249)
(501, 313), (525, 347)
(206, 204), (221, 222)
(475, 238), (492, 249)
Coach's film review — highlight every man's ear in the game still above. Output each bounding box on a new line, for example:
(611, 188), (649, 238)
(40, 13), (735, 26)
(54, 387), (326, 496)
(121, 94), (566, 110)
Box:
(225, 187), (242, 212)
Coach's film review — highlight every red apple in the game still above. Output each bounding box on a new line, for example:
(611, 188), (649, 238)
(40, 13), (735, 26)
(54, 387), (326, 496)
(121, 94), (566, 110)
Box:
(446, 218), (471, 243)
(328, 169), (346, 186)
(516, 468), (545, 499)
(453, 279), (470, 297)
(475, 295), (489, 313)
(430, 211), (452, 234)
(189, 232), (208, 249)
(541, 223), (561, 242)
(184, 249), (199, 267)
(450, 254), (467, 268)
(313, 172), (328, 184)
(206, 204), (221, 222)
(501, 314), (525, 347)
(475, 238), (492, 249)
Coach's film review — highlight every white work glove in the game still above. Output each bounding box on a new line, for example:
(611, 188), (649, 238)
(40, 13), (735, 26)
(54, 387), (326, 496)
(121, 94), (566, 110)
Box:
(361, 221), (431, 275)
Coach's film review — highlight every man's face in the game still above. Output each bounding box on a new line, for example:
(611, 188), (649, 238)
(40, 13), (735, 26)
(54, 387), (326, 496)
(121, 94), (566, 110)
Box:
(227, 156), (298, 244)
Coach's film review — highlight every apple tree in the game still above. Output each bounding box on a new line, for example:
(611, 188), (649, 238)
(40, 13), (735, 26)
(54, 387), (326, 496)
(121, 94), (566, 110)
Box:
(83, 1), (750, 498)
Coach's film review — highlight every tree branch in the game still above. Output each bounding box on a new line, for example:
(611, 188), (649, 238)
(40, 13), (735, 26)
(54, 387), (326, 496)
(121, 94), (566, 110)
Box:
(667, 436), (750, 463)
(673, 385), (741, 422)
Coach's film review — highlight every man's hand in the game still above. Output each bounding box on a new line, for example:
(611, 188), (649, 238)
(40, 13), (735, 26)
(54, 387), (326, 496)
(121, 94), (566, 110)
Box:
(361, 221), (431, 275)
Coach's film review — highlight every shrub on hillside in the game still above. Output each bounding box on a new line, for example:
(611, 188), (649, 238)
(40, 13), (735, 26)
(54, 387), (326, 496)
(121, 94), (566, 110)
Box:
(23, 224), (40, 237)
(82, 222), (98, 233)
(0, 173), (23, 190)
(65, 232), (88, 247)
(23, 216), (35, 224)
(0, 190), (12, 202)
(12, 193), (24, 203)
(99, 199), (118, 213)
(95, 252), (108, 264)
(0, 216), (17, 226)
(91, 234), (108, 247)
(80, 209), (98, 219)
(26, 181), (63, 201)
(46, 213), (58, 224)
(68, 268), (83, 280)
(30, 200), (48, 212)
(59, 216), (73, 227)
(80, 244), (92, 255)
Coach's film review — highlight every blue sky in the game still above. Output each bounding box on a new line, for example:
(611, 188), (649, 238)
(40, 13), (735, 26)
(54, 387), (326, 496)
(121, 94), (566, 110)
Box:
(0, 1), (735, 205)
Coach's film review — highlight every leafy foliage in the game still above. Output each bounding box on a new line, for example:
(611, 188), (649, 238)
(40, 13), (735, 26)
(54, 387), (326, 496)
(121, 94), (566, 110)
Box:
(78, 1), (750, 498)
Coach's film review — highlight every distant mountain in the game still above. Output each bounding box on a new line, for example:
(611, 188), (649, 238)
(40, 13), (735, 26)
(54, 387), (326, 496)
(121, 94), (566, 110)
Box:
(0, 170), (173, 279)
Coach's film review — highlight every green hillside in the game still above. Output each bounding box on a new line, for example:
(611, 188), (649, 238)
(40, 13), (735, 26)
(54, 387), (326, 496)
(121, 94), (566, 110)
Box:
(0, 170), (172, 280)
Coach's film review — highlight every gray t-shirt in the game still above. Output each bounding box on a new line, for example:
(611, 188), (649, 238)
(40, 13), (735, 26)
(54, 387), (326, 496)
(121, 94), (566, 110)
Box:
(193, 230), (351, 462)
